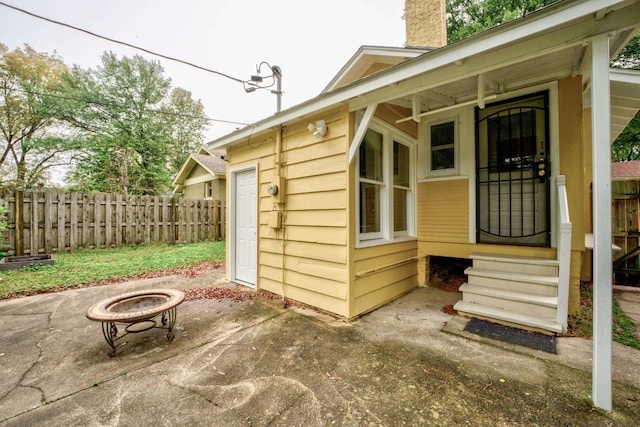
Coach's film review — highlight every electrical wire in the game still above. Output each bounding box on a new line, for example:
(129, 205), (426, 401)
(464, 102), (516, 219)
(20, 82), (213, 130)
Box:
(11, 86), (250, 127)
(0, 1), (247, 84)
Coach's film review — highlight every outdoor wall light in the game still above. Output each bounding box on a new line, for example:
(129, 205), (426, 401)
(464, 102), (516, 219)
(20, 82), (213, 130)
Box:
(308, 120), (327, 139)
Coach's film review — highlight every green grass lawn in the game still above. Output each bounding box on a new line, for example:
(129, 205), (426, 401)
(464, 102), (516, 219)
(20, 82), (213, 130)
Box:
(0, 241), (225, 299)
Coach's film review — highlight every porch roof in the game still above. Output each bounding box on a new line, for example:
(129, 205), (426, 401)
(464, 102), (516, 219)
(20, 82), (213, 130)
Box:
(208, 0), (640, 151)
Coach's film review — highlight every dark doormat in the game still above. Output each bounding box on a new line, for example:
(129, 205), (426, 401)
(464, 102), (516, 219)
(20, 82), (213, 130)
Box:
(464, 318), (558, 354)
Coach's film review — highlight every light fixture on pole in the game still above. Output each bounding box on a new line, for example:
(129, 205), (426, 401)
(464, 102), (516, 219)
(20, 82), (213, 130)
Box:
(244, 62), (283, 113)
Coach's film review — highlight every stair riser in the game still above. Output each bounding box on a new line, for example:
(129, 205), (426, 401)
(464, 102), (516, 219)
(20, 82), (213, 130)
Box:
(453, 301), (562, 333)
(462, 293), (557, 318)
(466, 275), (558, 296)
(472, 259), (558, 276)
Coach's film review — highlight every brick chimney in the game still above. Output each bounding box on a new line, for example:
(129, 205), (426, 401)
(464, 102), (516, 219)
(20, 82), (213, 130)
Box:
(405, 0), (447, 48)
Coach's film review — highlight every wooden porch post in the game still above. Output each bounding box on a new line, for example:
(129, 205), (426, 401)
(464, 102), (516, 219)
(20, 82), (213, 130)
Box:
(590, 33), (612, 412)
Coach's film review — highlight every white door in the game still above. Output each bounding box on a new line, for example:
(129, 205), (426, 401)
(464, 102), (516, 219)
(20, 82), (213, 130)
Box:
(233, 167), (257, 287)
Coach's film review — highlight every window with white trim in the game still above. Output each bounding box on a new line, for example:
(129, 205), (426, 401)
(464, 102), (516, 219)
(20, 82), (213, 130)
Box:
(357, 122), (415, 246)
(427, 118), (458, 176)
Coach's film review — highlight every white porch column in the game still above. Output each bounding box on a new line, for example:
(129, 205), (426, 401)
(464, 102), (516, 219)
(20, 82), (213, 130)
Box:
(590, 33), (612, 412)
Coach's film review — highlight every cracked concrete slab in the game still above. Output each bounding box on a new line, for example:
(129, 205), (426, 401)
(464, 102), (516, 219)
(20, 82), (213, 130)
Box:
(1, 271), (639, 426)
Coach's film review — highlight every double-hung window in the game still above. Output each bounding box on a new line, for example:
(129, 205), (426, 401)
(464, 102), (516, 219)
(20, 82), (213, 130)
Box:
(357, 122), (415, 246)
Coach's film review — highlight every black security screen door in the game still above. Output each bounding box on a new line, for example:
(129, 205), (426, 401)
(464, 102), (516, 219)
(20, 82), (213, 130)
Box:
(476, 92), (550, 246)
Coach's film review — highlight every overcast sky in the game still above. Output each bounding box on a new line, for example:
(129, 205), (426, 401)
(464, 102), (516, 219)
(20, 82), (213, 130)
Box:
(0, 0), (407, 142)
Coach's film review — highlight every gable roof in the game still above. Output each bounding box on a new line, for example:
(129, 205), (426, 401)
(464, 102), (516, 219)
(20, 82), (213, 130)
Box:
(321, 45), (432, 94)
(612, 160), (640, 179)
(172, 149), (226, 193)
(208, 0), (640, 151)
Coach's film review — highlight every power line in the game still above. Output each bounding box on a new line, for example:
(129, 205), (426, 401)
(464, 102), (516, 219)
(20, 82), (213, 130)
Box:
(0, 1), (247, 84)
(13, 86), (250, 127)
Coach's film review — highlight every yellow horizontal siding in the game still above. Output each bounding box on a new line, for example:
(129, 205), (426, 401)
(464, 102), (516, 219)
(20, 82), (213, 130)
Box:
(284, 190), (347, 211)
(418, 241), (557, 260)
(353, 240), (417, 261)
(237, 106), (351, 319)
(354, 262), (417, 298)
(261, 239), (347, 264)
(260, 265), (346, 300)
(286, 153), (347, 179)
(354, 247), (417, 274)
(287, 172), (347, 194)
(350, 241), (418, 318)
(284, 225), (346, 245)
(261, 243), (348, 277)
(261, 278), (349, 317)
(418, 179), (469, 243)
(352, 276), (416, 317)
(285, 137), (347, 167)
(285, 210), (346, 227)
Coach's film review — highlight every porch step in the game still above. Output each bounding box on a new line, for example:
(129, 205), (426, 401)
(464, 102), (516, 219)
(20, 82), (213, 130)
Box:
(455, 252), (563, 334)
(453, 300), (563, 334)
(470, 253), (559, 277)
(465, 267), (559, 296)
(458, 283), (558, 318)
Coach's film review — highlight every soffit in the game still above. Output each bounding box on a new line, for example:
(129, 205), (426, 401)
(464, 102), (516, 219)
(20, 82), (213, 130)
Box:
(208, 0), (640, 150)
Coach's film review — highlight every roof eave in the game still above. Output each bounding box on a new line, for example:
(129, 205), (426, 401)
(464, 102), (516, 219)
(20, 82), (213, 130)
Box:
(207, 0), (636, 151)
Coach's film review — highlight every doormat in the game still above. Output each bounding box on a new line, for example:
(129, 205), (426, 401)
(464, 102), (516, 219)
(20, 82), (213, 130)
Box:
(464, 318), (557, 354)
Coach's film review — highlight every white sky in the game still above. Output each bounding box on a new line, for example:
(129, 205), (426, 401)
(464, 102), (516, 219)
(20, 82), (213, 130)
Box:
(0, 0), (407, 142)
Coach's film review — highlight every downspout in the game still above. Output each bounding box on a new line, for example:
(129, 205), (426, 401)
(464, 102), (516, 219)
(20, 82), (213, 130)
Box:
(275, 125), (286, 307)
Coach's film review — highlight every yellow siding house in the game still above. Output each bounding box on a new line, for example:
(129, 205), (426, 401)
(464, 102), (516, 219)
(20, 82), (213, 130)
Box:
(208, 0), (640, 335)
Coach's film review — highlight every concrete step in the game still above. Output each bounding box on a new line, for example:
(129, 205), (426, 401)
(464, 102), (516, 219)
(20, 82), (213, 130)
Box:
(465, 267), (558, 296)
(453, 300), (563, 334)
(470, 252), (559, 277)
(459, 283), (558, 319)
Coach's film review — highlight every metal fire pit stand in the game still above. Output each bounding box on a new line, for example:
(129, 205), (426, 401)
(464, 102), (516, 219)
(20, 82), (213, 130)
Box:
(86, 289), (185, 357)
(99, 307), (178, 357)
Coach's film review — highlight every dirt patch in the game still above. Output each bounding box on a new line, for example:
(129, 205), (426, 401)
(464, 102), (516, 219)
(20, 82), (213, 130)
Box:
(184, 286), (287, 303)
(430, 256), (469, 292)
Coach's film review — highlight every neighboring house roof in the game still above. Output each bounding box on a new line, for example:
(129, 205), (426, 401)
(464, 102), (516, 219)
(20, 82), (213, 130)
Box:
(612, 160), (640, 179)
(208, 0), (640, 151)
(172, 148), (226, 194)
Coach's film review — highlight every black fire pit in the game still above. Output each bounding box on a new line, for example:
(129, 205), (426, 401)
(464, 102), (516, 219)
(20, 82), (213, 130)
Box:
(86, 289), (185, 357)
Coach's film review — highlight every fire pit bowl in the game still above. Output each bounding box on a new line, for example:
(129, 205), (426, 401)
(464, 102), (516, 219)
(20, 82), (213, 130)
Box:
(86, 289), (184, 357)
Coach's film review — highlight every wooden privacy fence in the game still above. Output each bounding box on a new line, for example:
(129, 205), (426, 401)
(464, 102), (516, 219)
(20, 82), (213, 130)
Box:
(0, 191), (225, 256)
(612, 179), (640, 258)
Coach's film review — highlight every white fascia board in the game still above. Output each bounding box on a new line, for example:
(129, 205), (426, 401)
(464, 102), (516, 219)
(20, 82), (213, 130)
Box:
(172, 154), (197, 186)
(208, 0), (630, 151)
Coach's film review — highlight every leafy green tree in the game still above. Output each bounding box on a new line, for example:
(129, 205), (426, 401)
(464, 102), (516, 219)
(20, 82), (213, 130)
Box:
(55, 52), (207, 195)
(164, 87), (208, 172)
(0, 44), (77, 190)
(612, 112), (640, 161)
(611, 33), (640, 161)
(446, 0), (557, 43)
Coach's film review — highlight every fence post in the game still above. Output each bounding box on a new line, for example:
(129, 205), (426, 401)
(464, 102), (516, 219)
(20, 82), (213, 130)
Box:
(14, 190), (24, 256)
(173, 198), (179, 244)
(214, 199), (221, 240)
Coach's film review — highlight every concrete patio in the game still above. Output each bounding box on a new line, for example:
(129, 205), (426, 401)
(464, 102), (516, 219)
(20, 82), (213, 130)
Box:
(1, 268), (639, 426)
